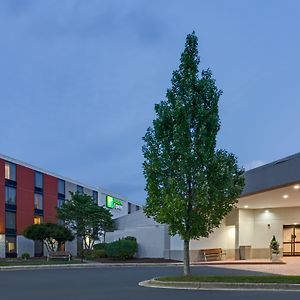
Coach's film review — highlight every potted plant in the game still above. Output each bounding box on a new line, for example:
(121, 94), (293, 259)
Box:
(270, 235), (280, 261)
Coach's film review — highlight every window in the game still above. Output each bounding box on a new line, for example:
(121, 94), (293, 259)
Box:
(57, 198), (65, 208)
(34, 172), (43, 189)
(5, 186), (16, 205)
(58, 179), (65, 195)
(5, 236), (16, 254)
(77, 185), (84, 194)
(34, 193), (43, 210)
(5, 162), (16, 181)
(128, 202), (132, 214)
(136, 205), (140, 211)
(93, 191), (98, 204)
(34, 216), (43, 224)
(5, 212), (16, 230)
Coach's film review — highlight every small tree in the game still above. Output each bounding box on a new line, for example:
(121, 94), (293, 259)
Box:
(270, 235), (280, 255)
(143, 32), (245, 275)
(23, 223), (74, 252)
(57, 192), (113, 253)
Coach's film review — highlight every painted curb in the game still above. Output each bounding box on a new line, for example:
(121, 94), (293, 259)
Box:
(139, 278), (300, 292)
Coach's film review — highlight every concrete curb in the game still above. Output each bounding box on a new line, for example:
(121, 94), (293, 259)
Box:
(139, 278), (300, 292)
(0, 262), (183, 271)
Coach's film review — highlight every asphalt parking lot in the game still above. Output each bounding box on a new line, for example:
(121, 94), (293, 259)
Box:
(0, 266), (297, 300)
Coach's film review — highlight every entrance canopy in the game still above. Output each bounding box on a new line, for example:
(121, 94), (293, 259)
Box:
(238, 183), (300, 209)
(238, 153), (300, 209)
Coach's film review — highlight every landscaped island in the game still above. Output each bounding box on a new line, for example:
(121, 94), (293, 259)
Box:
(157, 275), (300, 284)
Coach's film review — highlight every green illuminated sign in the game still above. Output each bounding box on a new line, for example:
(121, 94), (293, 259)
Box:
(106, 195), (123, 210)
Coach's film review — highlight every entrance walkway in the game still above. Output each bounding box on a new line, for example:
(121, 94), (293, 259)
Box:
(206, 257), (300, 275)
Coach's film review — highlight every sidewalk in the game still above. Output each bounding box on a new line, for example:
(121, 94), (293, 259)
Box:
(192, 258), (285, 265)
(207, 257), (300, 275)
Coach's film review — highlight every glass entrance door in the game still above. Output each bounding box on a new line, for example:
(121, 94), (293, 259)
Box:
(283, 225), (300, 256)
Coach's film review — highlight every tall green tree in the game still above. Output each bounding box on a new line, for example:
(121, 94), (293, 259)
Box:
(57, 192), (114, 253)
(143, 32), (245, 275)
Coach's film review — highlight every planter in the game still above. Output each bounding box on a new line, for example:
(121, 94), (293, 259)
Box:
(270, 252), (281, 262)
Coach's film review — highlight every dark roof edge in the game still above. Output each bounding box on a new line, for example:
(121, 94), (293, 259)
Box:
(245, 152), (300, 174)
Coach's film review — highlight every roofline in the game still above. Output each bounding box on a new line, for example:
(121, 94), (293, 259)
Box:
(0, 153), (140, 205)
(245, 152), (300, 174)
(0, 153), (98, 191)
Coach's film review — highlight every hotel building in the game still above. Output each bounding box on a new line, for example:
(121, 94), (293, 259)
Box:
(0, 154), (140, 258)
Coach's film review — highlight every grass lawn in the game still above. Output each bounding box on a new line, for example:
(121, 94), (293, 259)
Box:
(157, 275), (300, 284)
(0, 258), (85, 266)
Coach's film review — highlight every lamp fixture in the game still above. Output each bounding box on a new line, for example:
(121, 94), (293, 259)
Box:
(283, 194), (289, 199)
(244, 205), (249, 208)
(294, 185), (300, 190)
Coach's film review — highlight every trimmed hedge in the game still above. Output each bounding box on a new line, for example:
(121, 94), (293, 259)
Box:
(83, 249), (107, 260)
(123, 236), (136, 242)
(93, 243), (108, 250)
(106, 239), (138, 260)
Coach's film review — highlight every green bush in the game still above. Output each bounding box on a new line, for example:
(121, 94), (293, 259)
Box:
(83, 249), (107, 260)
(93, 243), (108, 250)
(124, 236), (137, 242)
(106, 239), (138, 260)
(21, 253), (30, 260)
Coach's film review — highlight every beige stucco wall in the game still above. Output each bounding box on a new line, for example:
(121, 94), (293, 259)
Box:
(170, 221), (236, 261)
(170, 207), (300, 261)
(237, 207), (300, 258)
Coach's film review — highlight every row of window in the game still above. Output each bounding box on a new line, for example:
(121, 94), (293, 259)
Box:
(4, 162), (66, 191)
(5, 212), (43, 230)
(4, 186), (43, 209)
(4, 186), (98, 208)
(4, 161), (98, 204)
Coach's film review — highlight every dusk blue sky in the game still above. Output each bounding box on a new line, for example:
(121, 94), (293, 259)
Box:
(1, 1), (300, 204)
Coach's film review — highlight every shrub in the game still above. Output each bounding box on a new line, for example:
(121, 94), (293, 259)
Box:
(106, 239), (138, 260)
(21, 253), (30, 260)
(93, 243), (108, 250)
(83, 249), (107, 260)
(124, 236), (137, 242)
(270, 235), (280, 254)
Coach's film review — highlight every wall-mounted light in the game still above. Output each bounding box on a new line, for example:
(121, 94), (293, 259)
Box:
(294, 185), (300, 190)
(268, 224), (271, 229)
(244, 205), (249, 208)
(265, 210), (269, 213)
(283, 194), (289, 199)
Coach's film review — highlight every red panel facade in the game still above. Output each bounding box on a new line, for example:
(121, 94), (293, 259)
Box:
(16, 165), (34, 235)
(44, 174), (57, 223)
(0, 159), (5, 234)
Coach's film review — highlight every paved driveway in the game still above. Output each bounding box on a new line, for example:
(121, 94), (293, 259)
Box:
(0, 266), (297, 300)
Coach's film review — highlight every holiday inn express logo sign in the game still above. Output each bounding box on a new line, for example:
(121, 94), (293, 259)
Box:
(106, 195), (123, 210)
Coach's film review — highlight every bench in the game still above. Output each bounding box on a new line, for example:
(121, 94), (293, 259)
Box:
(199, 248), (225, 261)
(47, 251), (71, 261)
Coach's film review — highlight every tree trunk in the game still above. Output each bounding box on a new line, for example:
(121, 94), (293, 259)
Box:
(183, 239), (191, 276)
